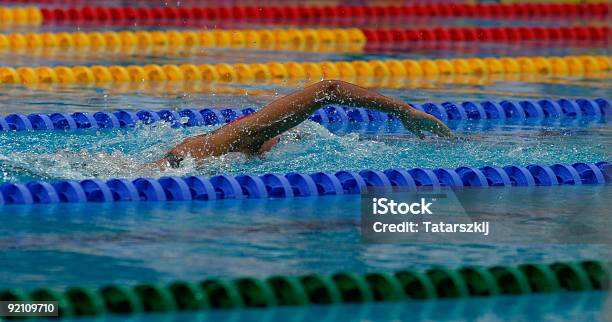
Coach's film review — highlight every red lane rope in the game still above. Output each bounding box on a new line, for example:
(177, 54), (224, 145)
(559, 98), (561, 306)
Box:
(361, 26), (609, 52)
(363, 26), (610, 43)
(1, 0), (330, 4)
(39, 3), (609, 26)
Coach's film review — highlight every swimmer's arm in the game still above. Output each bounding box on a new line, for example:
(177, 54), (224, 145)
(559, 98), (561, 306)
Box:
(166, 80), (451, 161)
(313, 80), (452, 139)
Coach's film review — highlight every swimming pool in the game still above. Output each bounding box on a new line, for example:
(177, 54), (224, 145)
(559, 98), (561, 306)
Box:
(1, 2), (610, 321)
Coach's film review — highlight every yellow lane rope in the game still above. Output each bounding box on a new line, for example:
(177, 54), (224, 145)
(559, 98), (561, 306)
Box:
(1, 72), (608, 99)
(0, 7), (42, 26)
(0, 28), (366, 53)
(0, 55), (608, 86)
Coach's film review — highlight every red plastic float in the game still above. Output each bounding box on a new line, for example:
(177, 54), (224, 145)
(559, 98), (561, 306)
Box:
(37, 3), (607, 26)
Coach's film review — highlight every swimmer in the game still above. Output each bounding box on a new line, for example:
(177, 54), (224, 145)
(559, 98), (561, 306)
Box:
(156, 80), (452, 169)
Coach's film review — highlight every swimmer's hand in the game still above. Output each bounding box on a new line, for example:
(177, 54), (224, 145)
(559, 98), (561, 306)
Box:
(400, 109), (452, 139)
(140, 155), (175, 172)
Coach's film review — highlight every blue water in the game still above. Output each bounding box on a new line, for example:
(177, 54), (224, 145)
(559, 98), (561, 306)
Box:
(0, 75), (610, 114)
(2, 185), (611, 288)
(2, 15), (611, 322)
(18, 292), (609, 322)
(2, 44), (609, 68)
(2, 184), (611, 322)
(0, 119), (609, 183)
(0, 72), (610, 183)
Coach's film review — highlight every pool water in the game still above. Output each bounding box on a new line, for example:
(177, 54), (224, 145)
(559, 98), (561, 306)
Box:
(1, 76), (610, 183)
(14, 292), (611, 322)
(1, 9), (611, 322)
(0, 117), (610, 183)
(2, 185), (611, 321)
(2, 184), (611, 289)
(127, 292), (612, 322)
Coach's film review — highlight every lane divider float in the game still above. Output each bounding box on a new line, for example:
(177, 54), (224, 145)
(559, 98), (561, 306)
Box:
(0, 28), (366, 53)
(1, 3), (608, 27)
(0, 260), (608, 318)
(35, 3), (609, 26)
(4, 74), (610, 97)
(0, 6), (41, 25)
(1, 26), (607, 54)
(0, 98), (608, 133)
(0, 161), (609, 204)
(0, 55), (609, 86)
(362, 26), (609, 48)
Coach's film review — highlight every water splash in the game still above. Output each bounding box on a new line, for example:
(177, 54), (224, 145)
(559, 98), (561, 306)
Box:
(0, 121), (609, 183)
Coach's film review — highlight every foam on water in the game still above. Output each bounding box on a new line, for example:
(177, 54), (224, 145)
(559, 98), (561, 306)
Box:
(0, 120), (609, 183)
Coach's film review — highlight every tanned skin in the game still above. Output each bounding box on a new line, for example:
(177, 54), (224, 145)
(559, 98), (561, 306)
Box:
(156, 80), (452, 169)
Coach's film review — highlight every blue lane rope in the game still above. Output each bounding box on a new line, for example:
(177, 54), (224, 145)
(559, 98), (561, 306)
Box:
(0, 98), (608, 132)
(0, 162), (609, 205)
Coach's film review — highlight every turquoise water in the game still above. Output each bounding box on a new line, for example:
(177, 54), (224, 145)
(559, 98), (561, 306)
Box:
(17, 292), (610, 322)
(2, 186), (611, 289)
(1, 22), (611, 322)
(1, 75), (610, 114)
(0, 76), (610, 183)
(2, 184), (611, 321)
(2, 44), (608, 68)
(0, 118), (610, 183)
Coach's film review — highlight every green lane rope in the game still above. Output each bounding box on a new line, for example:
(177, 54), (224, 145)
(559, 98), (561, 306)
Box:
(0, 260), (608, 318)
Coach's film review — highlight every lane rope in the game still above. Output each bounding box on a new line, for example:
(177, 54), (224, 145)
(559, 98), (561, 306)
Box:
(2, 4), (607, 27)
(1, 74), (609, 97)
(362, 26), (609, 49)
(0, 28), (366, 53)
(0, 55), (609, 86)
(33, 3), (609, 26)
(0, 97), (608, 132)
(0, 260), (609, 318)
(0, 26), (607, 54)
(0, 161), (609, 204)
(0, 6), (41, 25)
